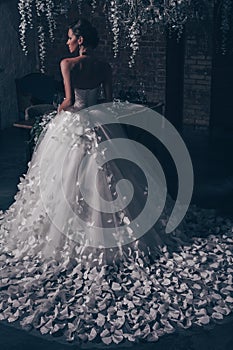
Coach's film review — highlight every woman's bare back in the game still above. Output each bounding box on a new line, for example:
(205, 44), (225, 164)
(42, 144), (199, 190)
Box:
(70, 56), (111, 90)
(58, 54), (112, 112)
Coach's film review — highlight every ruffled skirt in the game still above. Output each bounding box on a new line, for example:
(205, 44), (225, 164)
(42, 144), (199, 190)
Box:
(0, 106), (233, 346)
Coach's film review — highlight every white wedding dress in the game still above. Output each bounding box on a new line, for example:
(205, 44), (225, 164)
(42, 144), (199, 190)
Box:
(0, 87), (233, 346)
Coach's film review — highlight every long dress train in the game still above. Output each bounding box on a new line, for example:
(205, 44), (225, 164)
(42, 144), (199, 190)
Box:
(0, 88), (233, 346)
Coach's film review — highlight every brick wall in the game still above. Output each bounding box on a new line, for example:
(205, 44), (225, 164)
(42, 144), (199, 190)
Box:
(183, 33), (212, 126)
(183, 6), (214, 127)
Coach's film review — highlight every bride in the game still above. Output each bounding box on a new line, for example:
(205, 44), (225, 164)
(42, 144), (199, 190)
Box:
(0, 18), (233, 346)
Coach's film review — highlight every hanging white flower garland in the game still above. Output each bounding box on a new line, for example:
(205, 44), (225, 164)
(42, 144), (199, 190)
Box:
(108, 0), (120, 58)
(18, 0), (56, 71)
(37, 25), (46, 73)
(18, 0), (233, 71)
(104, 0), (213, 66)
(18, 0), (32, 54)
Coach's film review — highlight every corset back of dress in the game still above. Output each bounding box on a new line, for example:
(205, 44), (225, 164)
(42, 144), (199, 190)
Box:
(73, 87), (99, 110)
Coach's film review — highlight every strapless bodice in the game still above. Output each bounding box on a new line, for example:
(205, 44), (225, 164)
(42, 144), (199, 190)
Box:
(73, 87), (99, 110)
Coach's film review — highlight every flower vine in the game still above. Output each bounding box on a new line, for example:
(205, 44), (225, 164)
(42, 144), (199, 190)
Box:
(128, 19), (140, 68)
(18, 0), (34, 54)
(108, 0), (121, 58)
(18, 0), (58, 71)
(17, 0), (233, 70)
(37, 25), (46, 73)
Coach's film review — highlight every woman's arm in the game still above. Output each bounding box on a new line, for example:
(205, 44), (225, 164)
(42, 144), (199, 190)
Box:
(103, 63), (113, 102)
(58, 59), (74, 112)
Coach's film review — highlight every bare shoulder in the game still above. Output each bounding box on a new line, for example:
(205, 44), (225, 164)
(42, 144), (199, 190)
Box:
(60, 57), (81, 71)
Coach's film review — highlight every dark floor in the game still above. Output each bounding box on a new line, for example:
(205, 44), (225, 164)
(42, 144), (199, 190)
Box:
(0, 125), (233, 350)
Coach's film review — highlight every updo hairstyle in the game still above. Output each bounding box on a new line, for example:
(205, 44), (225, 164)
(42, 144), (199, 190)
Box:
(69, 18), (99, 49)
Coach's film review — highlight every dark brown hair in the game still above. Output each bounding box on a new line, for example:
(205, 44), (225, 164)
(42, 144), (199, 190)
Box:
(69, 18), (99, 49)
